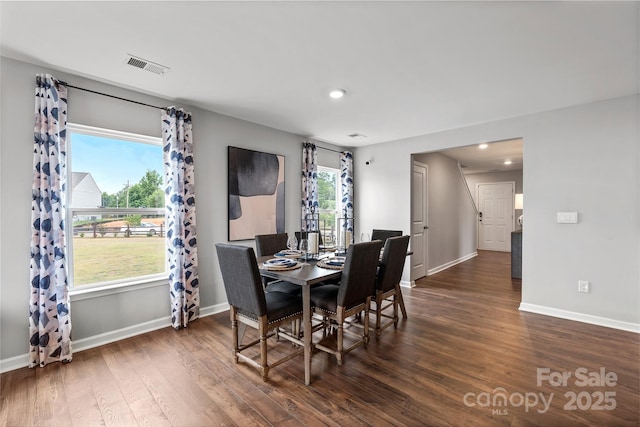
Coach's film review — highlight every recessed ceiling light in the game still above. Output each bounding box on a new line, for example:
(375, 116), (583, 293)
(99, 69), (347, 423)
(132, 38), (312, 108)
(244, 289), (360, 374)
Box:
(504, 160), (513, 165)
(329, 89), (346, 99)
(478, 143), (488, 149)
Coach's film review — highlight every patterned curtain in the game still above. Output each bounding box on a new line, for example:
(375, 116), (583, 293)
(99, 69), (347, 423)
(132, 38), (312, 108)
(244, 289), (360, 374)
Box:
(340, 151), (354, 240)
(29, 74), (72, 367)
(301, 142), (318, 231)
(162, 107), (199, 329)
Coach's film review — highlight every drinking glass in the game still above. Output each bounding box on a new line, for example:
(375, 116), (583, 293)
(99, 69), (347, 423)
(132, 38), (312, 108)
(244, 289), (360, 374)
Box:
(287, 235), (298, 251)
(360, 232), (371, 243)
(299, 239), (309, 261)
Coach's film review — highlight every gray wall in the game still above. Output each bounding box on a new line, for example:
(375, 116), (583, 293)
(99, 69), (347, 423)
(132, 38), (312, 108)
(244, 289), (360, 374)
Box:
(354, 94), (639, 328)
(411, 152), (477, 272)
(0, 57), (342, 363)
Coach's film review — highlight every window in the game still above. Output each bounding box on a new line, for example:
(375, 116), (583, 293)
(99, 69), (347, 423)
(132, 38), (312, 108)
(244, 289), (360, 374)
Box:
(317, 166), (340, 246)
(67, 124), (166, 291)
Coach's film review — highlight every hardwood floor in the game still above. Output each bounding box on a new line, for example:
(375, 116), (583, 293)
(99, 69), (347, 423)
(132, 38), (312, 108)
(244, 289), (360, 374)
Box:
(1, 250), (638, 426)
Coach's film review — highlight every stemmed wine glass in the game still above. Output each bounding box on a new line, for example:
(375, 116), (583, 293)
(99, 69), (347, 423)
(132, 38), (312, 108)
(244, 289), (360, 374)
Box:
(287, 235), (298, 251)
(360, 232), (371, 243)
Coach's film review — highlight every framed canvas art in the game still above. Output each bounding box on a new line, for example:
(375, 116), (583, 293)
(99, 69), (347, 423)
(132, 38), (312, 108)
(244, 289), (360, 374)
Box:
(228, 146), (285, 241)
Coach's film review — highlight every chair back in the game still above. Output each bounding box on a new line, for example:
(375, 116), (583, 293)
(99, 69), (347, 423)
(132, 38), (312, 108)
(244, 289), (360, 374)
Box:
(376, 235), (410, 293)
(371, 229), (403, 244)
(215, 243), (267, 317)
(338, 240), (384, 309)
(255, 233), (288, 257)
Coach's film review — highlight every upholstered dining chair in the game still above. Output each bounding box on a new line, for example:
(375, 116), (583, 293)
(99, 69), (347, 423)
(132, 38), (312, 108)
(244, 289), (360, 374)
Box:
(370, 229), (403, 244)
(215, 243), (304, 381)
(372, 235), (410, 337)
(310, 240), (384, 365)
(255, 233), (300, 294)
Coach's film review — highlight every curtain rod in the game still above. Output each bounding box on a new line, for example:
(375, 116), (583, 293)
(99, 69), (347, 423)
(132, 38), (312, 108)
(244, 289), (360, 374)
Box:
(59, 81), (166, 111)
(316, 145), (346, 154)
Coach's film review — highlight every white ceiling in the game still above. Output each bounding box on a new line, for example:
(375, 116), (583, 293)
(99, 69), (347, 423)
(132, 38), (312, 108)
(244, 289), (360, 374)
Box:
(1, 1), (638, 154)
(439, 138), (523, 174)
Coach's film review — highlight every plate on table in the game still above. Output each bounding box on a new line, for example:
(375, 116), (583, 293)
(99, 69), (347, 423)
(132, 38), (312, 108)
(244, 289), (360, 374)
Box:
(274, 249), (304, 258)
(318, 256), (346, 270)
(263, 258), (301, 271)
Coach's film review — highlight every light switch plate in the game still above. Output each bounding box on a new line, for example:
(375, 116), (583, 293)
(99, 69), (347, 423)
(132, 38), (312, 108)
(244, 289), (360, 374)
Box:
(557, 212), (578, 223)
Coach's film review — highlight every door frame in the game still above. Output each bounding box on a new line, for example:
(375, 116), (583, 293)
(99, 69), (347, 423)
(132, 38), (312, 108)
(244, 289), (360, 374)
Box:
(410, 160), (429, 281)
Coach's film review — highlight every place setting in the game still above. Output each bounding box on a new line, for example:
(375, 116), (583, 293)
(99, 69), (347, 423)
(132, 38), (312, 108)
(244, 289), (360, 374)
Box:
(317, 256), (346, 270)
(261, 257), (302, 271)
(273, 249), (304, 258)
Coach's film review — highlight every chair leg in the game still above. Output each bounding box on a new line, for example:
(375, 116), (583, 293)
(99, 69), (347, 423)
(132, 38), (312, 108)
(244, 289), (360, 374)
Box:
(396, 283), (408, 318)
(375, 294), (383, 337)
(393, 291), (399, 328)
(336, 309), (345, 365)
(231, 307), (239, 363)
(259, 321), (269, 381)
(364, 298), (371, 346)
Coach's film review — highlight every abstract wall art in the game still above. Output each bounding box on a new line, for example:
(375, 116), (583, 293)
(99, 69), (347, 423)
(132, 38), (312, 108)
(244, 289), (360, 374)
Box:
(228, 146), (285, 241)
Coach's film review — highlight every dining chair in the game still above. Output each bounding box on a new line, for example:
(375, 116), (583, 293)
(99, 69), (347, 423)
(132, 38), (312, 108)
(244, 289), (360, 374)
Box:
(310, 240), (384, 365)
(372, 235), (410, 337)
(254, 233), (300, 294)
(215, 243), (304, 381)
(370, 229), (403, 244)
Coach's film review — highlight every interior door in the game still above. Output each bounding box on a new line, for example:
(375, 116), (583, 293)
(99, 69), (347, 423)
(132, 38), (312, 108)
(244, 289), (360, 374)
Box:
(411, 161), (428, 280)
(477, 182), (514, 251)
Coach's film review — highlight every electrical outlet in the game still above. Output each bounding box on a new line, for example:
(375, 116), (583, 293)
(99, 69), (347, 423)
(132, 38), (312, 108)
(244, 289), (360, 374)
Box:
(578, 280), (590, 293)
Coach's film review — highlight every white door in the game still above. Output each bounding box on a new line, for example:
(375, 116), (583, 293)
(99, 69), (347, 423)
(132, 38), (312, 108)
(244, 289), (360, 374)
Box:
(411, 161), (428, 280)
(477, 182), (514, 251)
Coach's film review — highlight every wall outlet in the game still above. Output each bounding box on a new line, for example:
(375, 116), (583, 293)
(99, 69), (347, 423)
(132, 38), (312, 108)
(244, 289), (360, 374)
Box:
(578, 280), (590, 293)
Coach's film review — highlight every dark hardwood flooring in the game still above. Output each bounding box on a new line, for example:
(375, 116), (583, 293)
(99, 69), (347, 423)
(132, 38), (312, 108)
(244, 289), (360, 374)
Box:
(1, 250), (638, 426)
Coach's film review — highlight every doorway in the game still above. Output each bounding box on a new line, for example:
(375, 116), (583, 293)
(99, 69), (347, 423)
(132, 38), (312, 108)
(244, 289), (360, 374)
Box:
(410, 161), (428, 281)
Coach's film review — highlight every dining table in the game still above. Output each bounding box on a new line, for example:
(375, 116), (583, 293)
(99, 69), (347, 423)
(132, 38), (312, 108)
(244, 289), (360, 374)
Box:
(258, 254), (341, 385)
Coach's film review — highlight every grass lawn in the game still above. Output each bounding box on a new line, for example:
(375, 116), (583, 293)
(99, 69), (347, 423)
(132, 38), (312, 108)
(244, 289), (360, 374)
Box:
(73, 236), (166, 286)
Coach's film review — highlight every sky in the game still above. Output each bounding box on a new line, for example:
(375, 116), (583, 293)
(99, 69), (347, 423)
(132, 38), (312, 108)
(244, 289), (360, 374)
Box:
(70, 132), (163, 194)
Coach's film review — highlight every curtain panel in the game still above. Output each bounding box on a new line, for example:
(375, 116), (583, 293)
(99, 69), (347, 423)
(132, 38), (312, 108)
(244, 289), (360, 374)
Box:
(29, 74), (73, 367)
(162, 107), (199, 329)
(340, 151), (354, 238)
(301, 142), (318, 231)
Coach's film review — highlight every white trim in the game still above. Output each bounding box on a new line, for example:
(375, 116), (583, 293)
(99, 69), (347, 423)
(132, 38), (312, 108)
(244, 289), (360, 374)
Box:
(519, 303), (640, 333)
(68, 122), (161, 146)
(70, 276), (168, 300)
(0, 354), (30, 374)
(427, 251), (478, 276)
(0, 302), (230, 374)
(400, 280), (415, 288)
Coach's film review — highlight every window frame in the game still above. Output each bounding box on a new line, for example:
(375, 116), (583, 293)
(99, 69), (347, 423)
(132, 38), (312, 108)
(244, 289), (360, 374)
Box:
(66, 123), (167, 297)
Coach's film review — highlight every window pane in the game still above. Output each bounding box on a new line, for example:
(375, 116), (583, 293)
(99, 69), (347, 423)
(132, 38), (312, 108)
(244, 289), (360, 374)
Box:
(71, 212), (166, 286)
(317, 168), (338, 247)
(68, 126), (165, 288)
(70, 132), (163, 208)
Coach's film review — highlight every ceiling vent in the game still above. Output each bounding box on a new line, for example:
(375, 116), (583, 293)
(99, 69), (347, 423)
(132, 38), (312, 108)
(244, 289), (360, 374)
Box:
(348, 133), (367, 139)
(123, 54), (170, 76)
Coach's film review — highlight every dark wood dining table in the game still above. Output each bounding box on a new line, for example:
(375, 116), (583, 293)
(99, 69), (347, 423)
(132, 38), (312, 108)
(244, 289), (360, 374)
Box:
(258, 249), (411, 385)
(258, 255), (341, 385)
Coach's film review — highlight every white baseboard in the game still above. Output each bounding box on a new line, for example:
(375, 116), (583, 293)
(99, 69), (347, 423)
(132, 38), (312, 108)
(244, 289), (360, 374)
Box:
(0, 354), (30, 374)
(519, 303), (640, 333)
(400, 280), (415, 288)
(427, 252), (478, 276)
(0, 302), (230, 374)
